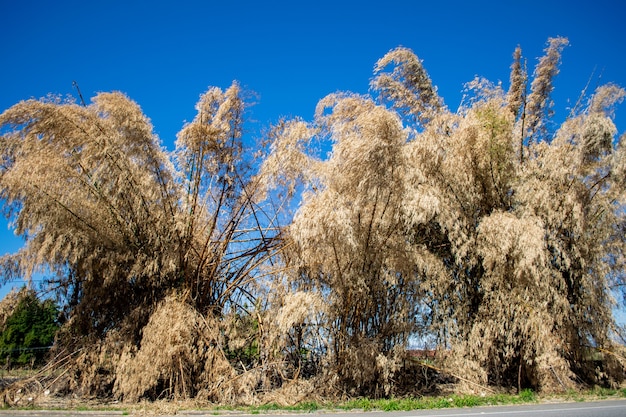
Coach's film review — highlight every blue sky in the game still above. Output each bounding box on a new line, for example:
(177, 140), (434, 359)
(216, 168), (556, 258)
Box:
(1, 0), (626, 297)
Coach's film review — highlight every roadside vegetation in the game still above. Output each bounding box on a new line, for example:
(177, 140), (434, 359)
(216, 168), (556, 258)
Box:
(0, 36), (625, 407)
(0, 288), (59, 368)
(2, 386), (626, 413)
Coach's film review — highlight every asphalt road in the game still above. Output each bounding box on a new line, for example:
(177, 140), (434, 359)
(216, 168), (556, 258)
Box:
(0, 400), (625, 417)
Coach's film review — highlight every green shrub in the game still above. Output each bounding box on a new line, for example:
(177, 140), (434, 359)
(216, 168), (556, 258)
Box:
(0, 290), (60, 367)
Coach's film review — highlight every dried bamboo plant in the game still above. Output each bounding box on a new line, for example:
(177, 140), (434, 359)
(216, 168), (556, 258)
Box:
(0, 83), (285, 401)
(0, 37), (624, 403)
(261, 37), (626, 394)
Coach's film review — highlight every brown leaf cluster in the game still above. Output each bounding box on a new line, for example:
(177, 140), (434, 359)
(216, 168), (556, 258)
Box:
(0, 37), (625, 403)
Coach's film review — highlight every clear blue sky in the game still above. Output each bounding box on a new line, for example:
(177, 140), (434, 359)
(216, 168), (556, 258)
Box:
(1, 0), (625, 296)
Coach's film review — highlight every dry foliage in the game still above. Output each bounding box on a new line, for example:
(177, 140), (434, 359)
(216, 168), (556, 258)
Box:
(0, 287), (27, 331)
(261, 37), (626, 394)
(261, 92), (426, 396)
(0, 37), (624, 403)
(0, 83), (283, 401)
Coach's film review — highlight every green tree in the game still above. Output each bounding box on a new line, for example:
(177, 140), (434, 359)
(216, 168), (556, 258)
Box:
(0, 288), (60, 367)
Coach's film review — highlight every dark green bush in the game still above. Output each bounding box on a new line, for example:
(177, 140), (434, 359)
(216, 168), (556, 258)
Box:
(0, 290), (60, 367)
